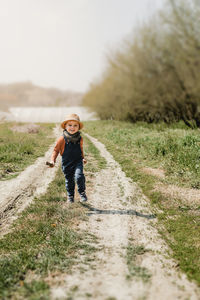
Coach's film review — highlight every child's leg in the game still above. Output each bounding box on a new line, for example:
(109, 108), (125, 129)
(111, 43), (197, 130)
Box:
(63, 168), (75, 199)
(74, 161), (86, 195)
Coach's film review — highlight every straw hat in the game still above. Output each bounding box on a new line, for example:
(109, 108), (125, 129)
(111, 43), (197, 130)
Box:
(61, 113), (83, 130)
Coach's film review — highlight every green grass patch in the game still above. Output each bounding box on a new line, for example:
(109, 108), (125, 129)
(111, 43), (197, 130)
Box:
(0, 122), (55, 180)
(85, 120), (200, 286)
(83, 133), (107, 172)
(17, 280), (49, 300)
(126, 244), (151, 282)
(85, 120), (200, 189)
(158, 210), (200, 284)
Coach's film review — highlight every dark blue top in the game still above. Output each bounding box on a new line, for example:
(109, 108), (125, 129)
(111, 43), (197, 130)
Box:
(62, 134), (83, 169)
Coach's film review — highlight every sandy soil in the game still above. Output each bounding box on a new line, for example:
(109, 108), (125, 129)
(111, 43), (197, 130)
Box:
(0, 126), (61, 236)
(50, 134), (199, 300)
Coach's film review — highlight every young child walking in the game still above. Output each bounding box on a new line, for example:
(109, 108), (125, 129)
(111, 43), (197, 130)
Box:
(48, 113), (87, 203)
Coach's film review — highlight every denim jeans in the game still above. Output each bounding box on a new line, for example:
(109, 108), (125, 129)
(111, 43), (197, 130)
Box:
(62, 160), (85, 198)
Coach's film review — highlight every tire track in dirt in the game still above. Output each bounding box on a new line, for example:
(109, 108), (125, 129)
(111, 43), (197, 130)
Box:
(51, 134), (199, 300)
(0, 126), (61, 236)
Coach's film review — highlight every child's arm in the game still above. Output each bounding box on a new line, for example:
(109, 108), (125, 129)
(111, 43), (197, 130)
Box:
(47, 136), (64, 167)
(80, 137), (87, 164)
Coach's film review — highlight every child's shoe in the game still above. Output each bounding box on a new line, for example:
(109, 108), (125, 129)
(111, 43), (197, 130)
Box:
(80, 192), (87, 202)
(67, 196), (74, 203)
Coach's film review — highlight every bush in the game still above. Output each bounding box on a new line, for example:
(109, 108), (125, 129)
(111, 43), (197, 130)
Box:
(83, 0), (200, 127)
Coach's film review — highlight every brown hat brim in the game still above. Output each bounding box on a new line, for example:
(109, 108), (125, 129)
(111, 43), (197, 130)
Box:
(61, 119), (83, 130)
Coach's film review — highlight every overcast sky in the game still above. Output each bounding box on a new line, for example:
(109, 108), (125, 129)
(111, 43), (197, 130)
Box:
(0, 0), (164, 92)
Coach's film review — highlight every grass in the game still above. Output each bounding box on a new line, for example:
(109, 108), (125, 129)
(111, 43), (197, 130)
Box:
(158, 208), (200, 283)
(1, 119), (199, 295)
(85, 120), (200, 189)
(85, 120), (200, 286)
(83, 133), (107, 172)
(0, 133), (103, 299)
(126, 244), (151, 282)
(0, 122), (55, 180)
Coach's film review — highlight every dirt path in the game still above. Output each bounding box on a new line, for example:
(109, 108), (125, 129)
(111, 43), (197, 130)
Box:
(0, 126), (61, 236)
(51, 134), (199, 300)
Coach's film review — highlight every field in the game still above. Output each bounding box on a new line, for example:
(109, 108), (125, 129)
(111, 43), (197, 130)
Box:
(85, 120), (200, 284)
(0, 123), (54, 180)
(0, 120), (199, 299)
(85, 120), (200, 189)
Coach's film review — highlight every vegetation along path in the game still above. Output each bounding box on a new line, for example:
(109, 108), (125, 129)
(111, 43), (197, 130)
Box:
(0, 126), (61, 236)
(51, 133), (199, 300)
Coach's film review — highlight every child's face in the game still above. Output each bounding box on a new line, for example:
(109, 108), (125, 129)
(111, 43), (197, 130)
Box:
(65, 121), (79, 134)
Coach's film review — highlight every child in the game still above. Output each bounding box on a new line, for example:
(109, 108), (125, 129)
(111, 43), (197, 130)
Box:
(48, 113), (87, 203)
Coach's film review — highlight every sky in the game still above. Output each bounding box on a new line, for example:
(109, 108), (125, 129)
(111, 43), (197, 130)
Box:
(0, 0), (164, 92)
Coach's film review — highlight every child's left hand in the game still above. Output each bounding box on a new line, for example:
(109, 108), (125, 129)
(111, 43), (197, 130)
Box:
(83, 158), (87, 164)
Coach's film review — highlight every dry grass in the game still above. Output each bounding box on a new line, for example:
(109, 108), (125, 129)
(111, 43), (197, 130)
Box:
(142, 167), (165, 179)
(141, 166), (200, 206)
(154, 183), (200, 206)
(11, 124), (40, 134)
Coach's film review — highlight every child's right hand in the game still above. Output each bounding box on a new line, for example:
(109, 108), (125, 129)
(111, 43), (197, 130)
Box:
(46, 161), (55, 168)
